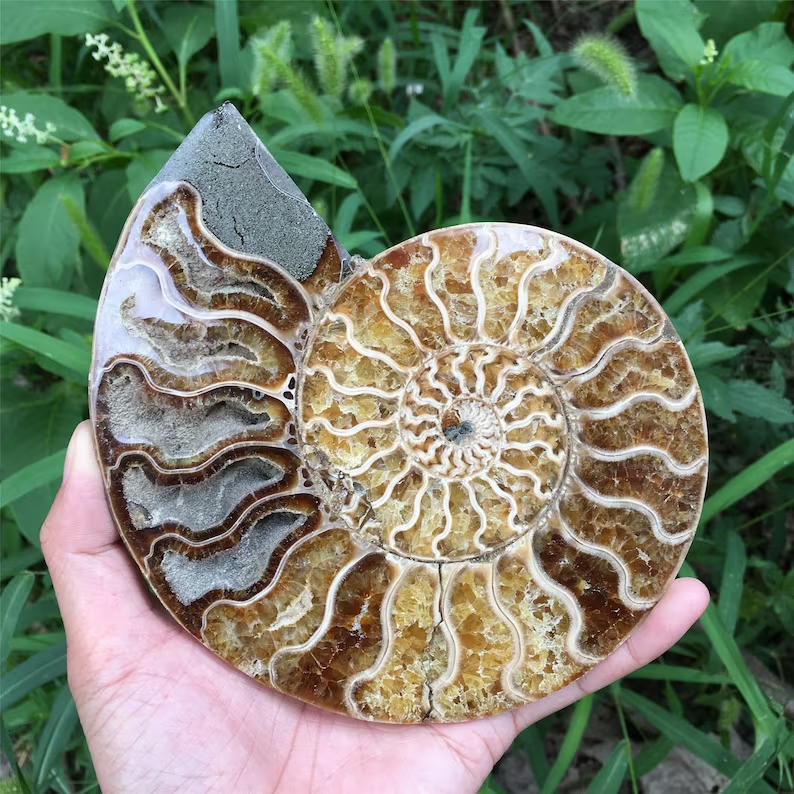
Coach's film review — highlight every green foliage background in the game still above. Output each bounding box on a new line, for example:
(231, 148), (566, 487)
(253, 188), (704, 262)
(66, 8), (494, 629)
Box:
(0, 0), (793, 791)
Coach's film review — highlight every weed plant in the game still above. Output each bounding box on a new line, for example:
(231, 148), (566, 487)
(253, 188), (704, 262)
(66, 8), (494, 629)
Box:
(0, 1), (792, 791)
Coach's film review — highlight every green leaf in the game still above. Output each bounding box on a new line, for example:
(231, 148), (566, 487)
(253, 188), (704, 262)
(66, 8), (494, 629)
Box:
(686, 339), (745, 369)
(698, 601), (778, 739)
(14, 174), (85, 288)
(163, 5), (215, 68)
(727, 60), (794, 97)
(516, 723), (549, 788)
(663, 255), (761, 315)
(108, 118), (146, 142)
(618, 153), (696, 271)
(621, 689), (775, 790)
(0, 92), (97, 141)
(583, 740), (628, 793)
(721, 22), (794, 68)
(541, 696), (593, 794)
(445, 9), (485, 106)
(0, 0), (111, 44)
(551, 74), (683, 135)
(215, 0), (242, 90)
(0, 145), (60, 173)
(0, 575), (35, 672)
(0, 450), (66, 511)
(701, 437), (794, 524)
(475, 111), (559, 225)
(125, 149), (173, 203)
(270, 150), (357, 190)
(0, 322), (90, 380)
(628, 664), (729, 684)
(673, 104), (729, 182)
(723, 740), (777, 794)
(0, 640), (67, 713)
(718, 530), (746, 637)
(389, 113), (464, 162)
(726, 379), (794, 424)
(635, 0), (705, 81)
(32, 685), (79, 792)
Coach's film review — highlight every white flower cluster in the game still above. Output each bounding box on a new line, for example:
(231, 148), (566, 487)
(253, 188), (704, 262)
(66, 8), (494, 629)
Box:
(0, 277), (22, 322)
(85, 33), (167, 113)
(0, 106), (56, 144)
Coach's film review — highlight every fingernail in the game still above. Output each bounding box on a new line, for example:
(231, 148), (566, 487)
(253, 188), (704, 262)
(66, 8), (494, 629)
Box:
(62, 423), (88, 486)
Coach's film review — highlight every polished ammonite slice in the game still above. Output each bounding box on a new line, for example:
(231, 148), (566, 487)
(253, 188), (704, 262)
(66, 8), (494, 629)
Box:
(90, 104), (708, 723)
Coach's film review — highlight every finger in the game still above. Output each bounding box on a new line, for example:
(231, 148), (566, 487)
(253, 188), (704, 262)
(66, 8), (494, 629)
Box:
(40, 421), (175, 652)
(509, 576), (710, 730)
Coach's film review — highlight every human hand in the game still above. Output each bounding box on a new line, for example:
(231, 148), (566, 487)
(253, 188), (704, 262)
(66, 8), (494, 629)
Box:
(41, 421), (710, 794)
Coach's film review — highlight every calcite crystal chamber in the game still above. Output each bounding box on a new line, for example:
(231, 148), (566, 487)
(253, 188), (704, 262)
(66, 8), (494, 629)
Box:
(90, 104), (708, 723)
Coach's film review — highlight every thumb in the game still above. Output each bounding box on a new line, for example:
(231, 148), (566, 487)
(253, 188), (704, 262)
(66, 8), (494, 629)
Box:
(40, 421), (174, 664)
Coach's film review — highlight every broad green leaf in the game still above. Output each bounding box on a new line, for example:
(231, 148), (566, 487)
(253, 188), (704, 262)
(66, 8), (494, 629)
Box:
(0, 575), (35, 672)
(698, 371), (736, 421)
(125, 149), (173, 203)
(540, 696), (593, 794)
(621, 689), (775, 790)
(32, 685), (79, 792)
(0, 0), (111, 44)
(673, 104), (729, 182)
(0, 323), (89, 379)
(727, 60), (794, 97)
(0, 549), (44, 582)
(333, 193), (362, 241)
(618, 154), (696, 271)
(635, 0), (705, 81)
(583, 739), (628, 793)
(14, 174), (85, 287)
(551, 74), (683, 135)
(0, 450), (66, 511)
(0, 640), (67, 713)
(0, 92), (97, 141)
(726, 379), (794, 424)
(701, 437), (794, 523)
(271, 150), (357, 190)
(722, 22), (794, 68)
(686, 340), (745, 369)
(0, 145), (60, 173)
(108, 118), (146, 142)
(163, 5), (215, 68)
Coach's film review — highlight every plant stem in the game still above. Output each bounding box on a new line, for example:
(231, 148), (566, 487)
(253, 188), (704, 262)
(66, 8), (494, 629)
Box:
(49, 35), (62, 97)
(126, 0), (194, 127)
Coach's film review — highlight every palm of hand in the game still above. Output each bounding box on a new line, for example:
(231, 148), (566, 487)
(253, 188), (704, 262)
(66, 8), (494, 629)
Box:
(42, 423), (709, 794)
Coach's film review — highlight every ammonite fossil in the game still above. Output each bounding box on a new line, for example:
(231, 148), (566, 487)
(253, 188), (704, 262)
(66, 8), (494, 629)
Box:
(90, 104), (708, 723)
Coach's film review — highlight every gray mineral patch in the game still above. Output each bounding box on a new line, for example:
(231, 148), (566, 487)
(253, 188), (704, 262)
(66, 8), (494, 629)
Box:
(161, 511), (305, 605)
(148, 102), (331, 282)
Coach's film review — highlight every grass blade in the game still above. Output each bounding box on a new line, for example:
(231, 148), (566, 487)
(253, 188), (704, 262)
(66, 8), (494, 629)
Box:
(699, 602), (778, 740)
(0, 322), (90, 379)
(633, 736), (674, 777)
(540, 695), (593, 794)
(718, 530), (746, 636)
(0, 641), (67, 713)
(14, 287), (97, 321)
(700, 437), (794, 524)
(0, 450), (66, 510)
(0, 574), (35, 672)
(32, 685), (79, 792)
(516, 722), (549, 788)
(722, 740), (776, 794)
(628, 664), (729, 684)
(621, 688), (775, 792)
(215, 0), (241, 89)
(584, 739), (628, 793)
